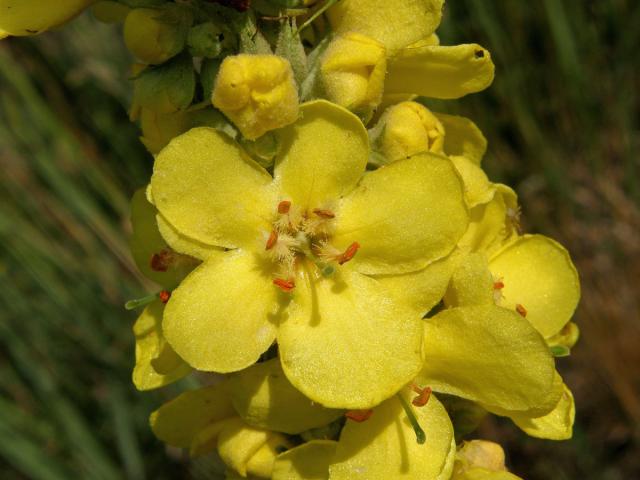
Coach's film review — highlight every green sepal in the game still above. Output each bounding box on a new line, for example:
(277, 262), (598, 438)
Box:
(275, 18), (308, 87)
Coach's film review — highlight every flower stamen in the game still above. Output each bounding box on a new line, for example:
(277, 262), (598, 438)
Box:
(515, 303), (527, 317)
(278, 200), (291, 214)
(265, 230), (278, 250)
(411, 384), (432, 407)
(273, 278), (295, 292)
(338, 242), (360, 265)
(159, 290), (171, 304)
(345, 409), (373, 422)
(313, 208), (335, 219)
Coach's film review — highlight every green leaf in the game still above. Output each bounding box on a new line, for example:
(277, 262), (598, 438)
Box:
(275, 18), (308, 87)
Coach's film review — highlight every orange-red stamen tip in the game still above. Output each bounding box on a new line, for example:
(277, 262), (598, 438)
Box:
(273, 278), (295, 292)
(313, 208), (335, 219)
(411, 386), (432, 407)
(159, 290), (171, 304)
(493, 281), (505, 290)
(345, 409), (373, 422)
(265, 230), (278, 250)
(516, 303), (527, 317)
(278, 200), (291, 214)
(338, 242), (360, 265)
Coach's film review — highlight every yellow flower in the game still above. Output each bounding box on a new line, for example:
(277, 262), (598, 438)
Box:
(326, 0), (444, 55)
(0, 0), (92, 37)
(150, 100), (469, 408)
(320, 32), (387, 116)
(150, 381), (292, 478)
(123, 8), (187, 65)
(212, 54), (299, 140)
(325, 0), (495, 101)
(273, 388), (456, 479)
(372, 101), (445, 161)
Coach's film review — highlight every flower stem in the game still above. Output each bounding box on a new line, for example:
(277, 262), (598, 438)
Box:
(124, 291), (159, 310)
(397, 393), (426, 445)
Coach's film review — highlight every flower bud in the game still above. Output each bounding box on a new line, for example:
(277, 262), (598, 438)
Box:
(124, 8), (188, 65)
(0, 0), (92, 37)
(454, 440), (507, 474)
(375, 101), (445, 161)
(187, 22), (224, 59)
(212, 54), (299, 140)
(320, 32), (386, 116)
(139, 109), (190, 155)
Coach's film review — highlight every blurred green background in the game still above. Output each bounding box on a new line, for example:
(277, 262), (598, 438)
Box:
(0, 1), (638, 478)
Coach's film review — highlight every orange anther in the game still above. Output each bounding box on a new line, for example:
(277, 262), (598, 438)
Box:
(411, 385), (432, 407)
(265, 231), (278, 250)
(516, 303), (527, 317)
(493, 281), (504, 290)
(278, 200), (291, 214)
(345, 409), (373, 422)
(273, 278), (295, 292)
(338, 242), (360, 265)
(313, 208), (335, 219)
(159, 290), (171, 304)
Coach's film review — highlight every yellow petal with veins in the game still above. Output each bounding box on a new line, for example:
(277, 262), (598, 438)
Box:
(278, 266), (424, 409)
(387, 44), (495, 99)
(444, 252), (494, 307)
(419, 305), (556, 413)
(334, 153), (468, 275)
(132, 299), (190, 391)
(155, 213), (222, 262)
(454, 469), (523, 480)
(274, 100), (368, 211)
(229, 359), (343, 434)
(489, 234), (580, 338)
(272, 440), (337, 480)
(329, 393), (454, 479)
(326, 0), (444, 54)
(163, 250), (280, 373)
(451, 156), (495, 208)
(150, 382), (235, 448)
(151, 127), (275, 250)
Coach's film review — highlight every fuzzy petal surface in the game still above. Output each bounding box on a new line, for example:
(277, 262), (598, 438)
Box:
(278, 266), (424, 409)
(435, 113), (487, 165)
(327, 0), (444, 54)
(510, 382), (575, 440)
(274, 100), (368, 210)
(387, 44), (495, 99)
(329, 393), (454, 479)
(334, 153), (468, 275)
(132, 299), (190, 391)
(151, 127), (275, 249)
(150, 382), (235, 448)
(420, 305), (556, 412)
(489, 234), (580, 337)
(163, 250), (280, 373)
(272, 440), (337, 480)
(229, 359), (343, 434)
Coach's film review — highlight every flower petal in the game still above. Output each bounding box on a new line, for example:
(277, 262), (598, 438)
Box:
(435, 113), (488, 165)
(151, 127), (275, 249)
(132, 299), (191, 391)
(329, 394), (455, 479)
(326, 0), (444, 54)
(489, 234), (580, 337)
(229, 359), (344, 434)
(509, 381), (575, 440)
(272, 440), (338, 480)
(333, 153), (468, 275)
(375, 249), (462, 317)
(451, 156), (495, 208)
(163, 250), (280, 373)
(156, 213), (222, 262)
(150, 382), (235, 448)
(443, 252), (494, 307)
(387, 44), (495, 99)
(419, 305), (556, 412)
(130, 188), (199, 288)
(278, 266), (425, 409)
(454, 469), (523, 480)
(273, 100), (369, 210)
